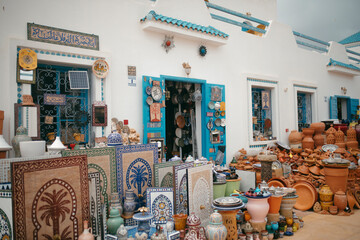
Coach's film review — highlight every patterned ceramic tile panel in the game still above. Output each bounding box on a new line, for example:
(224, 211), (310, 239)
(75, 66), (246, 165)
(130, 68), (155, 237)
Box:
(62, 147), (117, 213)
(88, 172), (103, 240)
(173, 163), (194, 215)
(187, 164), (213, 226)
(0, 193), (12, 240)
(116, 144), (158, 200)
(146, 187), (174, 224)
(154, 161), (181, 187)
(12, 155), (89, 240)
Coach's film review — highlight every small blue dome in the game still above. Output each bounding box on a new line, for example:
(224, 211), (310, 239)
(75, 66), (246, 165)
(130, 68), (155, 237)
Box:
(107, 131), (123, 146)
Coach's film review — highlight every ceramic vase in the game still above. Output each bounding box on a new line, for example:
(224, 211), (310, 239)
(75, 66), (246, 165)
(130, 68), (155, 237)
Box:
(319, 185), (334, 202)
(173, 214), (188, 231)
(268, 195), (283, 214)
(123, 190), (137, 216)
(107, 208), (124, 235)
(320, 201), (333, 211)
(184, 212), (207, 240)
(110, 192), (123, 216)
(301, 128), (314, 150)
(310, 122), (325, 147)
(11, 126), (32, 157)
(79, 221), (94, 240)
(245, 196), (270, 223)
(206, 210), (227, 240)
(289, 130), (302, 151)
(334, 191), (347, 212)
(324, 165), (349, 193)
(280, 195), (298, 219)
(213, 182), (227, 199)
(225, 178), (241, 196)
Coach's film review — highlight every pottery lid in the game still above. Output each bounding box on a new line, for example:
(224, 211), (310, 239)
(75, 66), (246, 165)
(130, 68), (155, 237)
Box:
(48, 136), (66, 150)
(16, 126), (28, 135)
(186, 212), (201, 226)
(170, 155), (181, 161)
(209, 210), (223, 225)
(107, 131), (123, 146)
(109, 208), (121, 218)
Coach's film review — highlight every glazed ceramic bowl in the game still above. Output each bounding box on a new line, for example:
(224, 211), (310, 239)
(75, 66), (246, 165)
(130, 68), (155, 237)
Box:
(20, 140), (46, 157)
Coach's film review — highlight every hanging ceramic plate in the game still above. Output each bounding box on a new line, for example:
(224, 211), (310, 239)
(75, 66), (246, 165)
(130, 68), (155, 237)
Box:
(214, 111), (220, 118)
(175, 128), (182, 138)
(208, 101), (215, 110)
(175, 112), (181, 120)
(178, 138), (185, 148)
(220, 102), (226, 111)
(172, 94), (179, 104)
(221, 111), (225, 117)
(146, 86), (152, 95)
(221, 118), (226, 127)
(19, 48), (37, 70)
(264, 118), (272, 129)
(151, 85), (163, 101)
(92, 59), (109, 78)
(214, 102), (221, 111)
(146, 96), (153, 105)
(175, 138), (180, 146)
(215, 118), (221, 127)
(176, 115), (185, 128)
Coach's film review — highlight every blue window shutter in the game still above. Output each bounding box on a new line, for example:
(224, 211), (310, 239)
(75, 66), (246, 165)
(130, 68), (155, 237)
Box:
(350, 98), (359, 121)
(329, 96), (338, 119)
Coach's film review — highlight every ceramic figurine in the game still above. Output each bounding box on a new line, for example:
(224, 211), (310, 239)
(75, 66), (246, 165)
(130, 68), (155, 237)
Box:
(107, 208), (124, 235)
(11, 126), (32, 157)
(184, 212), (207, 240)
(79, 221), (94, 240)
(205, 210), (227, 240)
(116, 224), (128, 240)
(123, 189), (137, 216)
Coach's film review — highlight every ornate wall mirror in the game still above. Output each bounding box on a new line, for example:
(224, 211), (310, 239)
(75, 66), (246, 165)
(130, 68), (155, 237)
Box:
(14, 103), (40, 139)
(92, 102), (107, 126)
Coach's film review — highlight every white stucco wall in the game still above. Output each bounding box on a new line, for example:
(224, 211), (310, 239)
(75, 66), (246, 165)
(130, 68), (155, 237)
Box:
(0, 0), (359, 161)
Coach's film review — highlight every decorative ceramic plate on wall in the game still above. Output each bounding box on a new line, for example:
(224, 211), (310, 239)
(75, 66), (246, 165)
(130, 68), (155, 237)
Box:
(19, 48), (37, 70)
(92, 59), (109, 78)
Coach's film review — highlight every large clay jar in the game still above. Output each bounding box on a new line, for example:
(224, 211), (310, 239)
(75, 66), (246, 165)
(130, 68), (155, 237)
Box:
(311, 122), (325, 147)
(245, 195), (270, 223)
(324, 164), (349, 193)
(280, 195), (298, 219)
(79, 221), (95, 240)
(11, 126), (32, 157)
(335, 129), (346, 149)
(123, 190), (136, 216)
(268, 195), (283, 214)
(319, 185), (334, 202)
(289, 130), (302, 151)
(346, 127), (358, 150)
(302, 128), (314, 150)
(326, 134), (335, 144)
(206, 210), (227, 240)
(334, 191), (347, 212)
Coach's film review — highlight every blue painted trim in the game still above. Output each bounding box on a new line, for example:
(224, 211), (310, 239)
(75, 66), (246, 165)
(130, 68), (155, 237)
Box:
(17, 48), (102, 61)
(335, 95), (350, 99)
(249, 144), (267, 148)
(247, 78), (277, 84)
(210, 14), (266, 34)
(296, 40), (328, 52)
(327, 58), (360, 71)
(294, 84), (317, 90)
(339, 31), (360, 45)
(160, 75), (206, 84)
(349, 56), (360, 63)
(205, 2), (269, 26)
(346, 49), (360, 57)
(347, 43), (360, 49)
(293, 31), (330, 46)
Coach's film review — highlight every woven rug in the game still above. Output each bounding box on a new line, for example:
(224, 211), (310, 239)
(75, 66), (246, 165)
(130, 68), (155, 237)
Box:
(116, 144), (158, 200)
(12, 155), (89, 240)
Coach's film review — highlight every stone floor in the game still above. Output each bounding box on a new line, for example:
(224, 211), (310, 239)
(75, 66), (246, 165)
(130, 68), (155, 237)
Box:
(291, 209), (360, 239)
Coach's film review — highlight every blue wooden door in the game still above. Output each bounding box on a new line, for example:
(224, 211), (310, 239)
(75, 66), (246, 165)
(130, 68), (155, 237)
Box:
(329, 96), (338, 119)
(202, 83), (226, 165)
(142, 76), (166, 144)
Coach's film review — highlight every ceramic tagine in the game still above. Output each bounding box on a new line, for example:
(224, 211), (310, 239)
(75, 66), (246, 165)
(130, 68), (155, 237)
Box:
(47, 136), (66, 154)
(107, 130), (123, 146)
(79, 221), (94, 240)
(205, 210), (227, 240)
(184, 212), (207, 240)
(11, 126), (32, 157)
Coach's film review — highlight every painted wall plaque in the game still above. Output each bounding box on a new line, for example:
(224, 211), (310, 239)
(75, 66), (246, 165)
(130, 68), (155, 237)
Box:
(146, 187), (174, 224)
(12, 155), (90, 240)
(150, 103), (161, 122)
(43, 93), (66, 105)
(27, 23), (99, 50)
(154, 160), (181, 187)
(261, 91), (270, 110)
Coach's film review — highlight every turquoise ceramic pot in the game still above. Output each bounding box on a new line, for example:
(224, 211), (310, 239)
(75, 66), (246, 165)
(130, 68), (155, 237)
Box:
(213, 182), (226, 200)
(107, 208), (124, 235)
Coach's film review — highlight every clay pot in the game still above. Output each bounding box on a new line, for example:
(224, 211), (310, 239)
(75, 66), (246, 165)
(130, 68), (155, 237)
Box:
(309, 166), (320, 176)
(329, 205), (338, 215)
(334, 191), (347, 212)
(319, 185), (334, 202)
(289, 130), (302, 145)
(311, 122), (325, 147)
(280, 195), (298, 219)
(320, 201), (333, 211)
(324, 165), (349, 193)
(246, 196), (270, 223)
(302, 128), (315, 150)
(173, 214), (188, 231)
(268, 195), (283, 214)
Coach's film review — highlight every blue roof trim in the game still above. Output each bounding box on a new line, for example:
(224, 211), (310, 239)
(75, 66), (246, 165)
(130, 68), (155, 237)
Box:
(339, 31), (360, 45)
(327, 58), (360, 71)
(141, 10), (229, 38)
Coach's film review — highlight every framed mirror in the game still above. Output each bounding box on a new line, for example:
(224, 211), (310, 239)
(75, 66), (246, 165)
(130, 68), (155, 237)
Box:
(148, 137), (165, 161)
(17, 63), (36, 84)
(14, 103), (40, 140)
(92, 103), (107, 126)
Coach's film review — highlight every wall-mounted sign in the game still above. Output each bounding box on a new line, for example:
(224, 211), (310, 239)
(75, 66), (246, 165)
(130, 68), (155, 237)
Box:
(128, 66), (136, 87)
(262, 91), (270, 110)
(27, 23), (99, 50)
(44, 93), (66, 105)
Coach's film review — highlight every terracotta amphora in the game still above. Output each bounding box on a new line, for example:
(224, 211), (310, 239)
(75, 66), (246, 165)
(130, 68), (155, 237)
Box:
(302, 128), (314, 150)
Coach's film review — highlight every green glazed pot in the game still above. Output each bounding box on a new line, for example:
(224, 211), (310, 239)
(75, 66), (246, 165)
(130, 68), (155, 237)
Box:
(107, 208), (124, 235)
(213, 182), (227, 200)
(225, 178), (241, 196)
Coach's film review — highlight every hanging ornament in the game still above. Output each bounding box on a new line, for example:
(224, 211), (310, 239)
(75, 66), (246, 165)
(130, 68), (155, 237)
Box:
(199, 45), (207, 57)
(162, 35), (175, 53)
(19, 48), (37, 70)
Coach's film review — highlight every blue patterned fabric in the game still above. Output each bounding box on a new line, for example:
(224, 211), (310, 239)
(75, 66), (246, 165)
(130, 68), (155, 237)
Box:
(141, 10), (229, 38)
